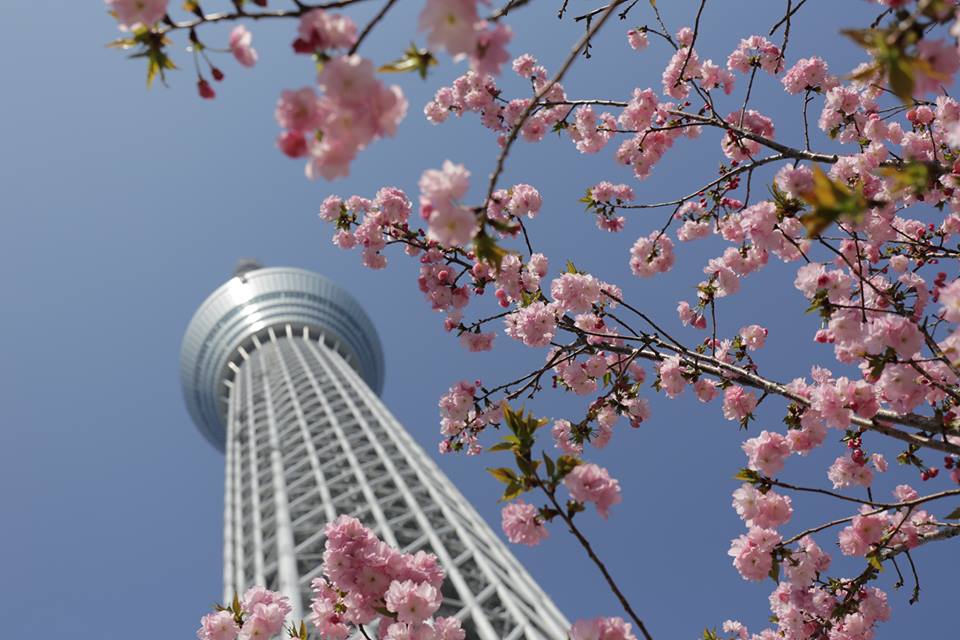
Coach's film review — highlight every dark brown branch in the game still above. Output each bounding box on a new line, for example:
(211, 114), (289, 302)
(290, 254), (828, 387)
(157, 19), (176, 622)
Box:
(160, 0), (374, 33)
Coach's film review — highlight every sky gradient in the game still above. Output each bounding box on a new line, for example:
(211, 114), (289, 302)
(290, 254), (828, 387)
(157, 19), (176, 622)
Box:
(1, 1), (956, 638)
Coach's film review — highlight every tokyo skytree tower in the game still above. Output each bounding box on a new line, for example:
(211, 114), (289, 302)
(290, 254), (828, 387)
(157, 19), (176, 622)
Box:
(179, 263), (569, 639)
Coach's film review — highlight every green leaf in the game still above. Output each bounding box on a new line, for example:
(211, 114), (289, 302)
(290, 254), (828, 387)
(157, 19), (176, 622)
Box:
(797, 165), (867, 237)
(543, 452), (556, 479)
(474, 232), (511, 272)
(887, 56), (915, 104)
(143, 45), (177, 88)
(299, 621), (308, 640)
(516, 457), (541, 476)
(378, 43), (437, 80)
(555, 455), (581, 479)
(106, 37), (137, 49)
(232, 592), (242, 616)
(876, 161), (939, 198)
(768, 558), (780, 583)
(502, 402), (520, 434)
(487, 467), (518, 484)
(702, 630), (720, 640)
(734, 468), (761, 483)
(501, 481), (524, 502)
(566, 260), (579, 274)
(488, 441), (517, 452)
(944, 506), (960, 520)
(866, 552), (884, 572)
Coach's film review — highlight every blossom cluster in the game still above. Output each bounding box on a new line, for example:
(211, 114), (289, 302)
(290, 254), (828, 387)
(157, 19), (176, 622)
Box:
(275, 10), (407, 179)
(197, 587), (291, 640)
(310, 515), (465, 640)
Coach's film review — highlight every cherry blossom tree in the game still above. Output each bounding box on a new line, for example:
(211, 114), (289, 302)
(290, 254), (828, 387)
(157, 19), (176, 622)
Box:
(105, 1), (960, 638)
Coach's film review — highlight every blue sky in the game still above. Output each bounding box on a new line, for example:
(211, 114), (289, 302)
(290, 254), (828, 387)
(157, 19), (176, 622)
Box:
(1, 1), (956, 637)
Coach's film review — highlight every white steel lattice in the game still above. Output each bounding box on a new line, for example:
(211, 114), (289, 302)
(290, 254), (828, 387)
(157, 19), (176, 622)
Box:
(182, 267), (569, 640)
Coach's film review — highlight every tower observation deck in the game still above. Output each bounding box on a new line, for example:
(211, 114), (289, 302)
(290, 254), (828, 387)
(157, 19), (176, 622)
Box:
(179, 265), (568, 639)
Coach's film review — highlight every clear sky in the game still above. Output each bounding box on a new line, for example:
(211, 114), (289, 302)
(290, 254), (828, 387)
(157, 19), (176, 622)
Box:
(1, 1), (955, 638)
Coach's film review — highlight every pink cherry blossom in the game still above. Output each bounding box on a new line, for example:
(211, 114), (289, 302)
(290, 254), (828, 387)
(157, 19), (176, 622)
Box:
(739, 325), (768, 350)
(783, 536), (831, 586)
(427, 203), (477, 247)
(657, 356), (687, 398)
(728, 526), (781, 581)
(781, 56), (831, 94)
(420, 160), (470, 203)
(106, 0), (168, 28)
(418, 0), (480, 58)
(552, 419), (584, 455)
(727, 35), (783, 74)
(384, 580), (442, 624)
(197, 611), (239, 640)
(438, 380), (475, 424)
(838, 508), (889, 556)
(700, 60), (736, 94)
(508, 183), (542, 218)
(504, 302), (558, 347)
(677, 301), (707, 329)
(433, 617), (466, 640)
(551, 273), (602, 313)
(774, 164), (814, 198)
(501, 499), (549, 546)
(512, 53), (537, 78)
(309, 581), (350, 640)
(694, 378), (719, 402)
(722, 386), (758, 422)
(722, 620), (749, 640)
(732, 483), (793, 529)
(564, 463), (622, 518)
(827, 455), (874, 489)
(939, 278), (960, 322)
(662, 47), (700, 99)
(742, 431), (790, 477)
(295, 9), (357, 52)
(629, 232), (675, 277)
(298, 55), (406, 179)
(241, 586), (292, 618)
(627, 29), (648, 51)
(570, 617), (638, 640)
(459, 331), (495, 352)
(275, 88), (323, 132)
(229, 26), (258, 68)
(471, 22), (513, 76)
(241, 604), (286, 639)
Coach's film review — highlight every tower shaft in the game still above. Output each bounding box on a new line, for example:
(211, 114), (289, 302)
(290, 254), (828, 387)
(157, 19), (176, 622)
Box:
(221, 323), (568, 639)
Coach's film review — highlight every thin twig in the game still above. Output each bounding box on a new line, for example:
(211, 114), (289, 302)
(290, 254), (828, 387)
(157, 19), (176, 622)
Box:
(769, 0), (807, 35)
(347, 0), (398, 55)
(674, 0), (707, 88)
(537, 476), (655, 640)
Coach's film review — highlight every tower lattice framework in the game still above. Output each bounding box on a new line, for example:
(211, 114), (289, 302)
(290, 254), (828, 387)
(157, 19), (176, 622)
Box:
(180, 266), (569, 639)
